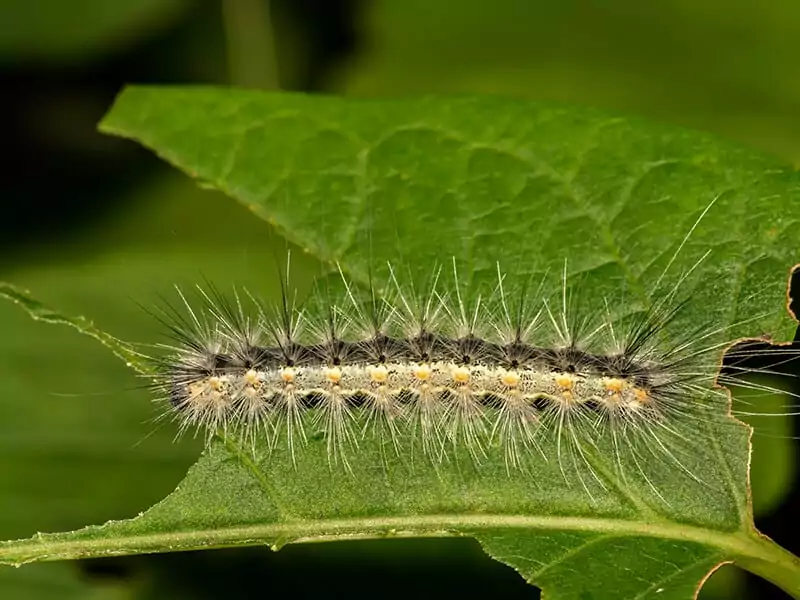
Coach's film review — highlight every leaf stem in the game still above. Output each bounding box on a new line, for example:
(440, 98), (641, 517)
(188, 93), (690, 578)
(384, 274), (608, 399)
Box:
(221, 0), (279, 89)
(732, 531), (800, 598)
(2, 517), (798, 597)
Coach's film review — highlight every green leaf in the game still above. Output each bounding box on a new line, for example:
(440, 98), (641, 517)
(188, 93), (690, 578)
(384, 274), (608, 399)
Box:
(0, 174), (317, 598)
(3, 87), (800, 598)
(0, 283), (149, 374)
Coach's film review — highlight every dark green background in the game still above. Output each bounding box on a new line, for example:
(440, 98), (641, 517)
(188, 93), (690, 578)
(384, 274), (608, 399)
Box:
(1, 1), (797, 598)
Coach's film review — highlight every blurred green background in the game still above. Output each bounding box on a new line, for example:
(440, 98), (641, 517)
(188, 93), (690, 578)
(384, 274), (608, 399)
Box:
(1, 1), (798, 598)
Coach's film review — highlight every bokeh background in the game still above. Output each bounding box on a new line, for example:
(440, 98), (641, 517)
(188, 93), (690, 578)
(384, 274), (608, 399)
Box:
(1, 1), (798, 598)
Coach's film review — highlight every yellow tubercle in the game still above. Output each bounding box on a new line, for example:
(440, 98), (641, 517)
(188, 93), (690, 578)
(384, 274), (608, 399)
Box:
(555, 373), (574, 390)
(413, 364), (432, 381)
(369, 364), (389, 383)
(500, 370), (521, 387)
(633, 387), (650, 404)
(209, 376), (224, 391)
(243, 369), (261, 387)
(451, 365), (470, 384)
(602, 377), (625, 394)
(324, 366), (342, 384)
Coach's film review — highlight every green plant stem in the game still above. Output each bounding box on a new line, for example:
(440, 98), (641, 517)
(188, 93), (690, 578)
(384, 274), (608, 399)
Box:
(221, 0), (279, 89)
(732, 532), (800, 598)
(2, 517), (798, 597)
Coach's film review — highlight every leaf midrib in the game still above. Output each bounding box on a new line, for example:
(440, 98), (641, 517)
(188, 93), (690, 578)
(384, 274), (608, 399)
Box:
(0, 513), (757, 565)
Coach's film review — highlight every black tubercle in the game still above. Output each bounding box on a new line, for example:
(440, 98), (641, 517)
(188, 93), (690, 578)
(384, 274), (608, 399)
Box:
(174, 334), (656, 380)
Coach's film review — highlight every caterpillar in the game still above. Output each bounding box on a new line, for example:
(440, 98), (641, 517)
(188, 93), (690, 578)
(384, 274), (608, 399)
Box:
(148, 250), (798, 487)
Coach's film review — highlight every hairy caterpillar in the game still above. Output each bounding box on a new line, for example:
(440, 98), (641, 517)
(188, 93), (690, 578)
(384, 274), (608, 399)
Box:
(147, 249), (798, 490)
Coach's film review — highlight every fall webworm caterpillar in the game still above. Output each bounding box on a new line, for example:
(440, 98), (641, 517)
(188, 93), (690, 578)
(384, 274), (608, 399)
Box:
(141, 198), (798, 503)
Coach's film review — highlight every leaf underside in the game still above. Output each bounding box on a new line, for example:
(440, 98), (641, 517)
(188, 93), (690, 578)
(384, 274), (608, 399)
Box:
(3, 88), (800, 600)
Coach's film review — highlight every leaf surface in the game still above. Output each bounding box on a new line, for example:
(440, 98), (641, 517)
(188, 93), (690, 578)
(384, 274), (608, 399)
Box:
(0, 175), (317, 597)
(3, 87), (800, 599)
